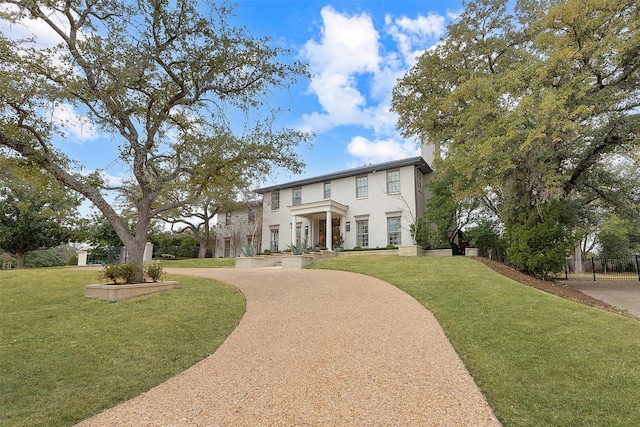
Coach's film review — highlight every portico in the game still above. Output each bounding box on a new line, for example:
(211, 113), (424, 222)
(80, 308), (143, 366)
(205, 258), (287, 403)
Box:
(288, 200), (349, 251)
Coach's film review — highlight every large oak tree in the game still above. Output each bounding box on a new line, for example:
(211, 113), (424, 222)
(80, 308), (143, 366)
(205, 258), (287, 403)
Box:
(392, 0), (639, 277)
(0, 0), (308, 280)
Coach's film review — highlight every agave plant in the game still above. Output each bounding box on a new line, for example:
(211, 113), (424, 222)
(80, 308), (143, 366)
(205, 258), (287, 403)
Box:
(287, 241), (307, 255)
(240, 243), (256, 257)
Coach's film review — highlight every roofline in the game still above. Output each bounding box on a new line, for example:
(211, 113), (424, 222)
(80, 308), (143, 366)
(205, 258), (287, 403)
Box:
(256, 156), (432, 194)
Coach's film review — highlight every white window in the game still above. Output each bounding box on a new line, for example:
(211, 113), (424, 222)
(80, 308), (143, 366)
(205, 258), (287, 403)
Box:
(271, 191), (280, 210)
(224, 238), (231, 258)
(356, 175), (368, 198)
(324, 182), (331, 199)
(416, 169), (423, 193)
(296, 224), (302, 245)
(356, 220), (369, 247)
(292, 187), (302, 205)
(387, 217), (401, 246)
(387, 170), (400, 193)
(248, 208), (255, 224)
(225, 212), (231, 225)
(270, 229), (279, 252)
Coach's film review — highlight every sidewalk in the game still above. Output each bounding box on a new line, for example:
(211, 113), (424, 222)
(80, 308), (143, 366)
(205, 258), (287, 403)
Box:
(77, 268), (500, 426)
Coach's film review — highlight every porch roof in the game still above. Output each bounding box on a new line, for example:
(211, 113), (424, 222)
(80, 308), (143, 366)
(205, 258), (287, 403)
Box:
(287, 199), (349, 218)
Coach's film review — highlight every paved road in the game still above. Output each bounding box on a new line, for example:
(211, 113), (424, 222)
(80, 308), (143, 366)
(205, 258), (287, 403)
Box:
(77, 268), (500, 426)
(566, 281), (640, 318)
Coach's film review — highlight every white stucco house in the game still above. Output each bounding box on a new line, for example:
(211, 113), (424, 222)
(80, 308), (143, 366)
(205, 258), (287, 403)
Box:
(253, 146), (436, 253)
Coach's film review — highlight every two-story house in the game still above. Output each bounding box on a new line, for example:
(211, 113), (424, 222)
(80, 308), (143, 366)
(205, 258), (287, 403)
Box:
(255, 146), (435, 252)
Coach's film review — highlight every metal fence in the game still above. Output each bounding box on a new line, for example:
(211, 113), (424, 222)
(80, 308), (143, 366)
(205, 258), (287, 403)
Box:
(565, 255), (640, 282)
(86, 247), (125, 266)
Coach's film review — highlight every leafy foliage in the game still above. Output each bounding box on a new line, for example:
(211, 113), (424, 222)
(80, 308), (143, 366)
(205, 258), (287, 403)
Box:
(0, 0), (310, 281)
(100, 263), (141, 285)
(392, 0), (640, 276)
(464, 218), (506, 261)
(0, 163), (81, 268)
(504, 201), (575, 279)
(144, 262), (164, 282)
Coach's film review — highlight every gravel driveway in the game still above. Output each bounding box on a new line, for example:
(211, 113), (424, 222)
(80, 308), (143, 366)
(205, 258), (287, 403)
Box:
(76, 268), (500, 426)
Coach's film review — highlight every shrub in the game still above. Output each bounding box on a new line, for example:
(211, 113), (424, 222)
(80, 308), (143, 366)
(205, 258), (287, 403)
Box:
(100, 263), (141, 285)
(262, 249), (272, 255)
(25, 249), (67, 268)
(67, 255), (78, 266)
(144, 262), (164, 282)
(118, 263), (139, 284)
(100, 264), (121, 285)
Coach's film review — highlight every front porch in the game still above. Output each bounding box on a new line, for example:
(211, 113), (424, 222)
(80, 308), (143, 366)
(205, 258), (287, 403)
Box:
(288, 200), (349, 251)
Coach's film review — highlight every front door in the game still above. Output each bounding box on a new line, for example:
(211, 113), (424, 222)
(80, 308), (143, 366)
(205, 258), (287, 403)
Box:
(319, 219), (326, 248)
(318, 218), (341, 248)
(331, 218), (341, 247)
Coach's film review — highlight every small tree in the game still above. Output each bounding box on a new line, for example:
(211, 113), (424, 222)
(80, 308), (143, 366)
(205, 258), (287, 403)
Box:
(0, 163), (81, 268)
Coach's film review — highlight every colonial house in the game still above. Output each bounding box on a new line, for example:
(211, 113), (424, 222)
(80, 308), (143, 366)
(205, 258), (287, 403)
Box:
(254, 146), (435, 253)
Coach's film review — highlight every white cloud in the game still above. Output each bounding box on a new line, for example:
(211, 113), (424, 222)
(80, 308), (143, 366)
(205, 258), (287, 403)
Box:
(385, 13), (446, 65)
(0, 4), (75, 47)
(299, 6), (382, 131)
(52, 103), (99, 142)
(347, 135), (419, 164)
(303, 6), (380, 75)
(298, 6), (447, 165)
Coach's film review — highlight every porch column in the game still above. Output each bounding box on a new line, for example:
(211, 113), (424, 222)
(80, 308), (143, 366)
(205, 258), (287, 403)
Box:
(326, 210), (332, 250)
(291, 215), (297, 246)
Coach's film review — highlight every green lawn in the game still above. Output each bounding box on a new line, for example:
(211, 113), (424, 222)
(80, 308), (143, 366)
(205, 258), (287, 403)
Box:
(0, 268), (245, 427)
(156, 257), (236, 268)
(310, 255), (640, 427)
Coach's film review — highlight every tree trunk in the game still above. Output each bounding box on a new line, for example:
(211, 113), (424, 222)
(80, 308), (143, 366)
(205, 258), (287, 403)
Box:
(574, 245), (584, 274)
(197, 239), (207, 258)
(123, 238), (147, 283)
(16, 252), (26, 269)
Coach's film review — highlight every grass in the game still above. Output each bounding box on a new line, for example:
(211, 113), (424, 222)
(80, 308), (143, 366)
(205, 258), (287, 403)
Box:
(567, 272), (639, 282)
(310, 255), (640, 427)
(156, 257), (236, 268)
(0, 268), (245, 427)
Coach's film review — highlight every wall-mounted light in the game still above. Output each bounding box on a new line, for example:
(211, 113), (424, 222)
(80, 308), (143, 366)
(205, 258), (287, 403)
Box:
(346, 221), (351, 232)
(304, 225), (309, 235)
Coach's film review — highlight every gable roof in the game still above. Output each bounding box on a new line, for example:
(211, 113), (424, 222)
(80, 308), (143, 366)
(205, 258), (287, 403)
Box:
(256, 156), (432, 194)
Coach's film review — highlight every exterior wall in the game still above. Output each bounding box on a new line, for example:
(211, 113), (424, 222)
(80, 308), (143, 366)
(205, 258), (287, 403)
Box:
(259, 163), (429, 252)
(215, 205), (262, 257)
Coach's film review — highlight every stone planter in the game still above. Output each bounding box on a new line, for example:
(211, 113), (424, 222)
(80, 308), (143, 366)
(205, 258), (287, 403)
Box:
(85, 281), (180, 301)
(236, 256), (281, 268)
(282, 255), (315, 269)
(398, 245), (423, 257)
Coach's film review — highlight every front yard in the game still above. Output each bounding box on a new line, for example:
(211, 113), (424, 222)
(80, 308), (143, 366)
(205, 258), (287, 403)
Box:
(311, 255), (640, 427)
(0, 268), (244, 426)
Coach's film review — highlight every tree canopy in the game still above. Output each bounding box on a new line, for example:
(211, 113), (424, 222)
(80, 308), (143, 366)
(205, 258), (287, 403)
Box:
(392, 0), (640, 277)
(0, 161), (82, 268)
(0, 0), (310, 279)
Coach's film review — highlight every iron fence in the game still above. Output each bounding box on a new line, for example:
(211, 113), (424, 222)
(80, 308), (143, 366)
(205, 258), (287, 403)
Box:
(565, 255), (640, 282)
(86, 247), (125, 266)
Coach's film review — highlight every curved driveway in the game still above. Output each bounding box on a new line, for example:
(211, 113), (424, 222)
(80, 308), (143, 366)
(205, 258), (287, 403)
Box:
(77, 268), (500, 426)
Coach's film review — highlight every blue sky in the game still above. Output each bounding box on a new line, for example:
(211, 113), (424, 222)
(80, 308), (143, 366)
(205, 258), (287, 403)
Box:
(231, 0), (463, 185)
(8, 0), (463, 190)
